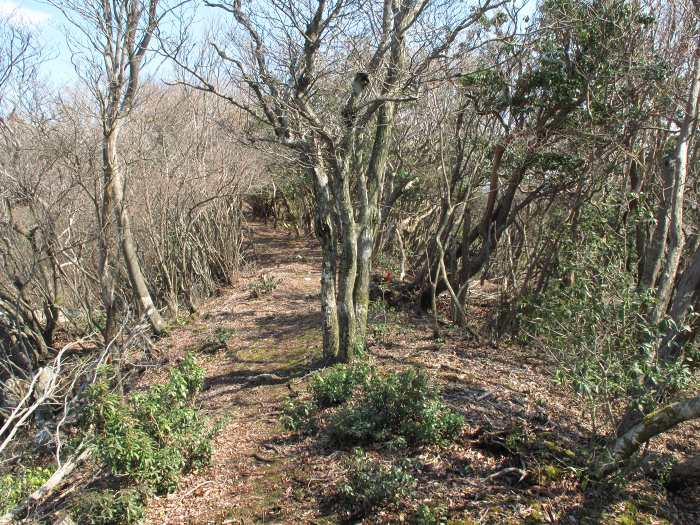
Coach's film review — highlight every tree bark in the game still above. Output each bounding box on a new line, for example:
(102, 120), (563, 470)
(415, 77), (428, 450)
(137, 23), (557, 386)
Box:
(658, 244), (700, 361)
(650, 37), (700, 323)
(599, 394), (700, 478)
(308, 142), (339, 362)
(103, 126), (164, 335)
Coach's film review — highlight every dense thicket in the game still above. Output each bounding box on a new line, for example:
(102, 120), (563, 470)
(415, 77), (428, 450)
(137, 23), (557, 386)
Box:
(0, 0), (698, 519)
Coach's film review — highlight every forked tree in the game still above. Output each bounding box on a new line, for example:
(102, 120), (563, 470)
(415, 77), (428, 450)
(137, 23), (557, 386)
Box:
(172, 0), (505, 362)
(47, 0), (169, 339)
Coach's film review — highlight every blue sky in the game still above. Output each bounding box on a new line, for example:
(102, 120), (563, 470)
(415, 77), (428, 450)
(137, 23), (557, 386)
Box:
(2, 1), (211, 88)
(5, 1), (538, 90)
(0, 1), (75, 85)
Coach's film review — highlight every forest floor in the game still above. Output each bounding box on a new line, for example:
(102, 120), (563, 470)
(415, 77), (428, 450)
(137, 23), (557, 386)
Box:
(136, 224), (699, 525)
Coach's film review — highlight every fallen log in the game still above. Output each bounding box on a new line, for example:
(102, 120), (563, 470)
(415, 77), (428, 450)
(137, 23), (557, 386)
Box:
(0, 447), (91, 524)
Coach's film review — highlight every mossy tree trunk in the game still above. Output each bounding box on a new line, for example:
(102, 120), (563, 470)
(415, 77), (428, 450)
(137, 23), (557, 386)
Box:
(599, 394), (700, 478)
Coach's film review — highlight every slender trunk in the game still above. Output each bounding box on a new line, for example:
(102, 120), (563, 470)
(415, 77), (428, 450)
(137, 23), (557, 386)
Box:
(355, 99), (397, 346)
(336, 163), (358, 362)
(98, 148), (118, 343)
(103, 127), (164, 335)
(308, 143), (340, 362)
(639, 163), (674, 292)
(658, 244), (700, 361)
(650, 38), (700, 323)
(626, 159), (646, 279)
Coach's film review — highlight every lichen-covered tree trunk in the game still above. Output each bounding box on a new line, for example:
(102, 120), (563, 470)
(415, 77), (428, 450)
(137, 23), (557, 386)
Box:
(599, 394), (700, 478)
(308, 143), (339, 362)
(336, 160), (359, 363)
(354, 98), (398, 345)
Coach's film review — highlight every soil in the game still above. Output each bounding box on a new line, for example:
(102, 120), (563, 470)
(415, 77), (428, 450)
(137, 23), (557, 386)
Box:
(135, 224), (699, 525)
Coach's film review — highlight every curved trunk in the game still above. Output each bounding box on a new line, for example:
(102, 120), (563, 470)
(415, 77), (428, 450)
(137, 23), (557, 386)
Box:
(103, 127), (164, 335)
(599, 394), (700, 478)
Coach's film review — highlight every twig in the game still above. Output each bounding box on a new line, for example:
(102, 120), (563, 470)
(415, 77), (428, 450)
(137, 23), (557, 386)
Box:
(181, 480), (216, 498)
(482, 467), (527, 483)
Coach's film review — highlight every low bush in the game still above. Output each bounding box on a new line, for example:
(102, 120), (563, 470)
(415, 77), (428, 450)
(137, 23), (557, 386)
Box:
(248, 274), (279, 298)
(0, 466), (52, 514)
(280, 399), (318, 434)
(411, 504), (447, 525)
(337, 448), (416, 517)
(73, 488), (146, 525)
(310, 361), (372, 408)
(327, 368), (463, 446)
(81, 353), (212, 506)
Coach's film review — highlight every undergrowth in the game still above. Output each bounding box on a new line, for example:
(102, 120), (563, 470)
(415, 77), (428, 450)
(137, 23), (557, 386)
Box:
(248, 274), (279, 298)
(280, 361), (463, 516)
(337, 448), (416, 518)
(73, 353), (214, 524)
(0, 467), (53, 515)
(327, 367), (464, 446)
(281, 362), (463, 446)
(310, 360), (372, 407)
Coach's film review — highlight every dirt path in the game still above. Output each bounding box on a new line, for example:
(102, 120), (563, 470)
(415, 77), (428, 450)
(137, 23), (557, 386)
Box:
(143, 225), (328, 524)
(138, 224), (699, 525)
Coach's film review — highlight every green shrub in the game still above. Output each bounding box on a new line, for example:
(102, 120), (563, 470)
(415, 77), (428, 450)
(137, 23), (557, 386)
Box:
(280, 399), (318, 434)
(520, 203), (697, 431)
(82, 353), (212, 496)
(411, 504), (447, 525)
(337, 449), (416, 517)
(327, 368), (463, 446)
(248, 274), (279, 298)
(0, 466), (52, 514)
(310, 361), (371, 407)
(73, 488), (145, 525)
(202, 327), (236, 353)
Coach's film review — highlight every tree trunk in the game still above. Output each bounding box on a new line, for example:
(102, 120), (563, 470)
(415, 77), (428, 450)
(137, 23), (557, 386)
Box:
(650, 37), (700, 323)
(658, 244), (700, 361)
(638, 162), (674, 292)
(103, 127), (164, 335)
(599, 394), (700, 478)
(308, 143), (340, 362)
(355, 97), (397, 346)
(336, 162), (359, 363)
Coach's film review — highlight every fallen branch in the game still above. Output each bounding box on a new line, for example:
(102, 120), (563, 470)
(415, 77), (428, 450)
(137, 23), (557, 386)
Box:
(0, 446), (91, 524)
(483, 467), (527, 483)
(241, 373), (287, 387)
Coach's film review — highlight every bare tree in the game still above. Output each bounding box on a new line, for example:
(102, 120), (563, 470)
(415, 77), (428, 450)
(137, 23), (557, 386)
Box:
(47, 0), (169, 338)
(170, 0), (503, 361)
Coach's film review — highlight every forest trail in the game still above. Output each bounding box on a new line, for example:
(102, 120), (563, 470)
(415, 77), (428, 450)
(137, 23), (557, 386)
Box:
(141, 225), (328, 524)
(136, 224), (700, 525)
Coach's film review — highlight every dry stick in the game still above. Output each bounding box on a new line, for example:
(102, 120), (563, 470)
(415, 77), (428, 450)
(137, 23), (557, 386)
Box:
(436, 237), (479, 340)
(483, 467), (527, 483)
(425, 245), (440, 336)
(0, 446), (91, 525)
(0, 339), (84, 455)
